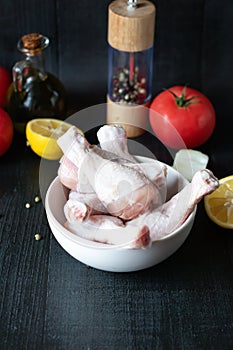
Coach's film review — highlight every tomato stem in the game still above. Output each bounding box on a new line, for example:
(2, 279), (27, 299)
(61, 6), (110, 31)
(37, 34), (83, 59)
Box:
(167, 86), (201, 107)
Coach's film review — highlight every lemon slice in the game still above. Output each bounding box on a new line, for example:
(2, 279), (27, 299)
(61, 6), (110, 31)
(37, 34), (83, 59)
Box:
(173, 149), (209, 181)
(204, 175), (233, 229)
(26, 118), (83, 160)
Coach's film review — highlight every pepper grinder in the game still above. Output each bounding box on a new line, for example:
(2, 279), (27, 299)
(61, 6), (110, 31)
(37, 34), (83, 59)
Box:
(107, 0), (156, 137)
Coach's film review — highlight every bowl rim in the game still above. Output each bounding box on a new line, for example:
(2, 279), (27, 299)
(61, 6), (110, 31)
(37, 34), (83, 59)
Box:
(45, 157), (197, 250)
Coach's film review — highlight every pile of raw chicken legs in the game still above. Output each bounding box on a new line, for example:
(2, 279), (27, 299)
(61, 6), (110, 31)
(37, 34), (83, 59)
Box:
(57, 124), (219, 249)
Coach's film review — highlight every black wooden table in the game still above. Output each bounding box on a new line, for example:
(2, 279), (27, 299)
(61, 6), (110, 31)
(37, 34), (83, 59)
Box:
(1, 116), (233, 349)
(0, 0), (233, 347)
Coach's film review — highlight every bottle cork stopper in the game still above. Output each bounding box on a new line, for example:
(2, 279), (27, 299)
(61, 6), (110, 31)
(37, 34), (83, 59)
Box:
(22, 33), (43, 50)
(18, 33), (49, 55)
(108, 0), (156, 52)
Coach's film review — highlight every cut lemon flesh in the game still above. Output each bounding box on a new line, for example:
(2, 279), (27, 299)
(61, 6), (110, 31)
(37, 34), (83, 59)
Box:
(204, 175), (233, 229)
(173, 149), (209, 181)
(26, 118), (83, 160)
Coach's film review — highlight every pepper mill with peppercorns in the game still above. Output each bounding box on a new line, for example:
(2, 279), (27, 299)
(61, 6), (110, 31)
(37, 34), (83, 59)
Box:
(107, 0), (156, 137)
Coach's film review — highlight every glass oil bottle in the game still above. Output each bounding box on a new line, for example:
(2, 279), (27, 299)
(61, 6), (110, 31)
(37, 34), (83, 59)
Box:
(7, 33), (67, 134)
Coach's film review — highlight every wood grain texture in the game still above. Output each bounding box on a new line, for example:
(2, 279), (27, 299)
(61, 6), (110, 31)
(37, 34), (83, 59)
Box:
(108, 0), (155, 51)
(200, 0), (233, 149)
(1, 137), (233, 350)
(0, 0), (58, 77)
(152, 0), (206, 94)
(0, 1), (233, 349)
(56, 0), (109, 111)
(0, 139), (51, 350)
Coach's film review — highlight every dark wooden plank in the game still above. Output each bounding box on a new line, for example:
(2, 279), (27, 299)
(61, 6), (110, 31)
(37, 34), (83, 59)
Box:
(0, 1), (233, 349)
(56, 0), (110, 111)
(0, 7), (58, 346)
(201, 0), (233, 137)
(152, 0), (205, 95)
(42, 209), (233, 349)
(0, 0), (58, 81)
(0, 139), (52, 350)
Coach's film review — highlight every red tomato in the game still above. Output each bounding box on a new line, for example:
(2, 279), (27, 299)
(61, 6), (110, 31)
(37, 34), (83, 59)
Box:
(0, 108), (13, 156)
(149, 86), (216, 149)
(0, 66), (12, 108)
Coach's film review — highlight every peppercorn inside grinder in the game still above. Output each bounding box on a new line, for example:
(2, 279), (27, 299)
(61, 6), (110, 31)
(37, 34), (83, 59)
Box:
(107, 0), (156, 137)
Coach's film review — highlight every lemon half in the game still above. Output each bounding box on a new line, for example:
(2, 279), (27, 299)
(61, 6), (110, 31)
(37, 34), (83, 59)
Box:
(173, 149), (209, 181)
(204, 175), (233, 229)
(26, 118), (83, 160)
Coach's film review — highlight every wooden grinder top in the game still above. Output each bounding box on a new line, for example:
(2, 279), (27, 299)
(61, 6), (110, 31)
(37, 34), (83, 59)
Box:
(108, 0), (156, 52)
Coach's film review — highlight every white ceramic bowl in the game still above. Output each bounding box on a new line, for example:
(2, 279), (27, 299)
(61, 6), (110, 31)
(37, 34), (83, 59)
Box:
(45, 156), (196, 272)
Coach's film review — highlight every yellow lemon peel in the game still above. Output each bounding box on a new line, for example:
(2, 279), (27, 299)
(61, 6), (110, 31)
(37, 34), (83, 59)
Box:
(26, 118), (83, 160)
(204, 175), (233, 229)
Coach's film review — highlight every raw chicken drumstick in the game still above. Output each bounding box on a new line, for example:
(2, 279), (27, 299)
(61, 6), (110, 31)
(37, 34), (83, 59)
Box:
(58, 156), (79, 190)
(97, 124), (137, 163)
(58, 125), (167, 203)
(97, 124), (167, 200)
(58, 126), (219, 248)
(64, 190), (108, 222)
(58, 127), (127, 190)
(58, 126), (164, 220)
(65, 218), (151, 248)
(64, 169), (218, 247)
(129, 169), (219, 241)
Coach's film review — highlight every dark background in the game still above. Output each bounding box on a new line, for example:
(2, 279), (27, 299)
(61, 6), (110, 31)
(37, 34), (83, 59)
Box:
(1, 1), (233, 349)
(1, 0), (233, 126)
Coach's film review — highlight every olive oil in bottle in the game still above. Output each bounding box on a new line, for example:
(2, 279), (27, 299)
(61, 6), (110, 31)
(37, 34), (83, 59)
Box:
(7, 33), (67, 133)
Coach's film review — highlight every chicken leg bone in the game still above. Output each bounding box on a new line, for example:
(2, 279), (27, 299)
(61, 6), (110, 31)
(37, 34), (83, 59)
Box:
(57, 126), (167, 207)
(97, 124), (137, 163)
(97, 124), (167, 201)
(65, 218), (151, 249)
(58, 127), (163, 219)
(64, 190), (108, 223)
(129, 169), (219, 241)
(78, 148), (162, 220)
